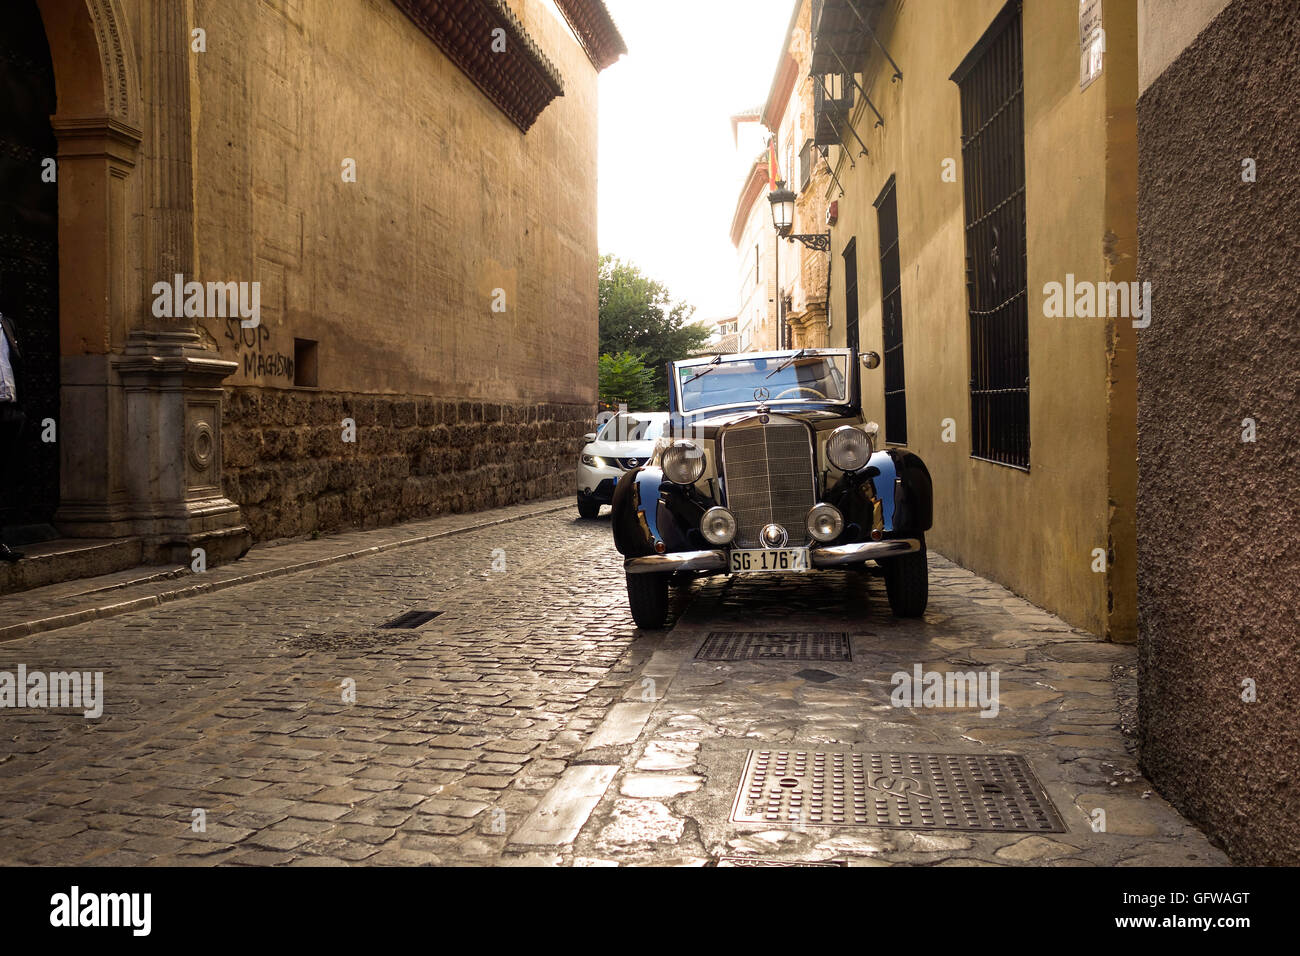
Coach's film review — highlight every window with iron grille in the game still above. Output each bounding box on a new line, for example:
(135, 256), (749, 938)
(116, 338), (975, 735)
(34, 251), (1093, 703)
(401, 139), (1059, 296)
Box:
(874, 176), (907, 445)
(799, 139), (813, 192)
(842, 238), (859, 353)
(952, 1), (1029, 469)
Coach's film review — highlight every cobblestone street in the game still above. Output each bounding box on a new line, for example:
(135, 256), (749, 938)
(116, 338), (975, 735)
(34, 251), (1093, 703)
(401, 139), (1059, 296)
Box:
(0, 504), (644, 865)
(0, 502), (1227, 866)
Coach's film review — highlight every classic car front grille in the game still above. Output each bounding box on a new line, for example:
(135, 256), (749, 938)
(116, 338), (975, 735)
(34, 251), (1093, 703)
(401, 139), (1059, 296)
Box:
(720, 419), (816, 548)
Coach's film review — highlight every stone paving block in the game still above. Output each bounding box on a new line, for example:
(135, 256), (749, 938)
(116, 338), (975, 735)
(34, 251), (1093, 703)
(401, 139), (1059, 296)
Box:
(581, 703), (655, 750)
(509, 765), (618, 846)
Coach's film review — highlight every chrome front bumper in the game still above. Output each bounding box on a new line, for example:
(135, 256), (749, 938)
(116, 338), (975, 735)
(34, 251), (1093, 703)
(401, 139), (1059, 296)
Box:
(624, 538), (923, 574)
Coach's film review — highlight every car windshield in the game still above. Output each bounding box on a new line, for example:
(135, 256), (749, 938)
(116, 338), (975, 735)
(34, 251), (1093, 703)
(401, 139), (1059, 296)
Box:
(597, 414), (664, 442)
(676, 353), (849, 413)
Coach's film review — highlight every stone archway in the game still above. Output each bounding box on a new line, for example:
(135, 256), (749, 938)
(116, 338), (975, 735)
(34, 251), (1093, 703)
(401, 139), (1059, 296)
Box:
(20, 0), (249, 565)
(31, 0), (143, 540)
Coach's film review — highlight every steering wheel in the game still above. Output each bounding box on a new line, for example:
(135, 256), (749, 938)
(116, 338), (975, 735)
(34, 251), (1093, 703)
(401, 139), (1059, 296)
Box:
(773, 385), (829, 401)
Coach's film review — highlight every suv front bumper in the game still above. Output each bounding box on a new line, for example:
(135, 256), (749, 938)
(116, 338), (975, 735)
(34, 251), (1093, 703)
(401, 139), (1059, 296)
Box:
(624, 538), (923, 574)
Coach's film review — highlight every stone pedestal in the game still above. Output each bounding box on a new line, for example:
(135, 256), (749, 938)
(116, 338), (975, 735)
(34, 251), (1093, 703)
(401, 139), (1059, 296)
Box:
(103, 329), (250, 564)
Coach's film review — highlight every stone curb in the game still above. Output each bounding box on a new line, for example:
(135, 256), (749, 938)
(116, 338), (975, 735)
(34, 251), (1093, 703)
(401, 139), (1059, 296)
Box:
(0, 500), (570, 644)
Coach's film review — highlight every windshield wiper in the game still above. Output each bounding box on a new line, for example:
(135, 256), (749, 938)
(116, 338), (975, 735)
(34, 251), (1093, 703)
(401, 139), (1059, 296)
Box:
(765, 348), (808, 379)
(682, 354), (723, 385)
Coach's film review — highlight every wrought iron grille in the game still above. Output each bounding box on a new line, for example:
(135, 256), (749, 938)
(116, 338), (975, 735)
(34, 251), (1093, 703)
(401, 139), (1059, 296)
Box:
(842, 239), (860, 353)
(954, 3), (1029, 469)
(874, 176), (907, 445)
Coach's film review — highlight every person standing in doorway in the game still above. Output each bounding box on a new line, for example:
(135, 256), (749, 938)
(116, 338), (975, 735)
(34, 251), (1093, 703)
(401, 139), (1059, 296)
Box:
(0, 281), (25, 563)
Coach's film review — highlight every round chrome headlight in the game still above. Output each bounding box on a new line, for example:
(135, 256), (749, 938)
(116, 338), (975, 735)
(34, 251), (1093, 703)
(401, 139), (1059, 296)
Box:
(806, 503), (844, 543)
(662, 440), (706, 485)
(700, 507), (736, 545)
(826, 425), (872, 472)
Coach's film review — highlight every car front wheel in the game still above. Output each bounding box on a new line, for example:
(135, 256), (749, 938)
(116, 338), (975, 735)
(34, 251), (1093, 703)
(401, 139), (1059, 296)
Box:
(881, 540), (928, 617)
(626, 571), (669, 629)
(577, 497), (601, 519)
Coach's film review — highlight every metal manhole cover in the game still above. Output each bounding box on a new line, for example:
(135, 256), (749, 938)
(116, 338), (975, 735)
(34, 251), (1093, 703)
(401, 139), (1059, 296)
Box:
(379, 610), (443, 629)
(696, 632), (851, 661)
(730, 750), (1066, 833)
(715, 856), (846, 867)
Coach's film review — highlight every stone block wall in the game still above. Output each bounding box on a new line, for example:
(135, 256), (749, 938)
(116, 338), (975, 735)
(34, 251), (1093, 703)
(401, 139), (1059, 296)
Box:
(222, 388), (593, 541)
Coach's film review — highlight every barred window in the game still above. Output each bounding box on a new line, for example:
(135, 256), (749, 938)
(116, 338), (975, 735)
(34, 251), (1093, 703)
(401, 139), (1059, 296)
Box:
(842, 238), (859, 354)
(874, 176), (907, 445)
(952, 1), (1029, 469)
(799, 139), (814, 192)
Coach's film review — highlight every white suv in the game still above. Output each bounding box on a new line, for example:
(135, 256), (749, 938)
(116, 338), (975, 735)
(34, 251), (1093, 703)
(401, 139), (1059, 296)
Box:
(576, 412), (668, 518)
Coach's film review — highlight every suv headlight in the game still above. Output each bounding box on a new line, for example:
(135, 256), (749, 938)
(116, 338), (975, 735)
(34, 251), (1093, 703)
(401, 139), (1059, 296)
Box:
(581, 454), (605, 468)
(826, 425), (872, 472)
(700, 507), (736, 545)
(662, 440), (706, 484)
(806, 503), (844, 543)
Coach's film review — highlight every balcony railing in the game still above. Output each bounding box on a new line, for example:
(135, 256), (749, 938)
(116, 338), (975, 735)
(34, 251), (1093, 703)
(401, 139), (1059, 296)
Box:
(813, 76), (854, 147)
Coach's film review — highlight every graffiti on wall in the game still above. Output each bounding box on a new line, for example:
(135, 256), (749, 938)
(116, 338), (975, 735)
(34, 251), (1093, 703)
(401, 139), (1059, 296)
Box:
(223, 316), (295, 382)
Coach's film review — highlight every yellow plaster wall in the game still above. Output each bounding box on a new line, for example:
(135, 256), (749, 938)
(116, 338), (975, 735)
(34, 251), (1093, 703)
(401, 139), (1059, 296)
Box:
(826, 0), (1137, 638)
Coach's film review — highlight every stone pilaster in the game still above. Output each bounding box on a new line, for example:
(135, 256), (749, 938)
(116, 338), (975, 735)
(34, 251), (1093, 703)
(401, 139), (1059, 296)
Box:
(787, 303), (829, 349)
(144, 0), (196, 323)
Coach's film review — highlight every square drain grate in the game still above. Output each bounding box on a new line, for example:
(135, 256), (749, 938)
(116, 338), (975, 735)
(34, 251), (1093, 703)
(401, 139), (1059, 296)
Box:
(378, 610), (443, 630)
(731, 749), (1066, 833)
(696, 632), (851, 662)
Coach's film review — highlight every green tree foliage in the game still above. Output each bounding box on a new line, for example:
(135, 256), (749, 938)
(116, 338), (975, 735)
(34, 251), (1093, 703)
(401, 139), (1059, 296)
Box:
(598, 352), (658, 411)
(598, 254), (711, 399)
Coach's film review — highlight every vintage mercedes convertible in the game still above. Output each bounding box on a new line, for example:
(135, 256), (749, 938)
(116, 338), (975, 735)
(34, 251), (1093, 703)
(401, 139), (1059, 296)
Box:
(609, 348), (933, 629)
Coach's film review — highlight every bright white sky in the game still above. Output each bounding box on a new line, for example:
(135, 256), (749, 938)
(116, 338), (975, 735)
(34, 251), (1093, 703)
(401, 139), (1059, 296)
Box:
(598, 0), (796, 324)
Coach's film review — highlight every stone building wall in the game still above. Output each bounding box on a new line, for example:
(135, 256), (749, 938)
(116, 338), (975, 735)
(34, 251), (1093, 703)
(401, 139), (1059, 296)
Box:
(5, 0), (616, 580)
(184, 0), (605, 541)
(1136, 0), (1300, 864)
(223, 390), (591, 541)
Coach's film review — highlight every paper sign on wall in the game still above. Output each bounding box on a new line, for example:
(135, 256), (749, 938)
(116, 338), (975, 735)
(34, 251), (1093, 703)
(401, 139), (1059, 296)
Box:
(1079, 0), (1104, 91)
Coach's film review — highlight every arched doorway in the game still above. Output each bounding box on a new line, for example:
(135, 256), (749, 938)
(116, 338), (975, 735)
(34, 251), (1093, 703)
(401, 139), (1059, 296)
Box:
(0, 0), (59, 537)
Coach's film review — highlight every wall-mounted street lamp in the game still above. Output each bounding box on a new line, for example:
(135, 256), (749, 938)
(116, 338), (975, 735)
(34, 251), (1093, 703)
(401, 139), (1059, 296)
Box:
(767, 179), (832, 350)
(768, 181), (831, 251)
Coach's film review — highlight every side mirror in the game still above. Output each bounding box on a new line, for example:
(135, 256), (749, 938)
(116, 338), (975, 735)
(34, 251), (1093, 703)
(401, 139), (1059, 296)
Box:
(860, 351), (882, 370)
(583, 432), (597, 444)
